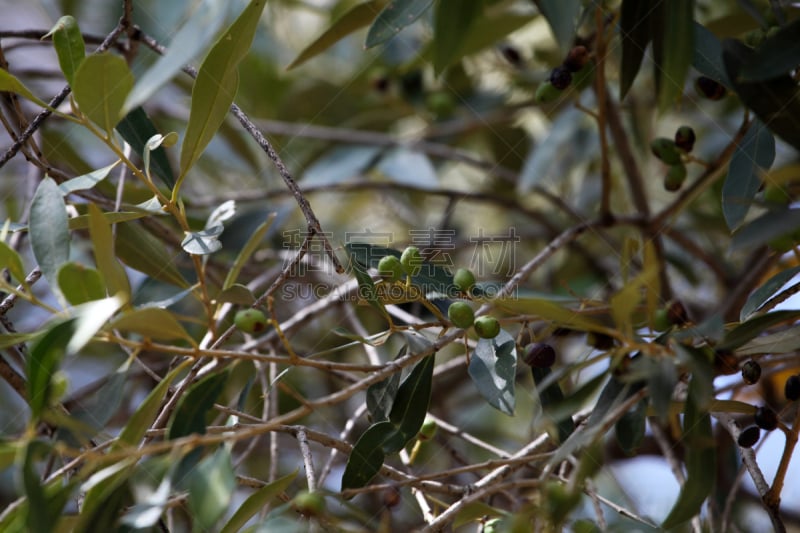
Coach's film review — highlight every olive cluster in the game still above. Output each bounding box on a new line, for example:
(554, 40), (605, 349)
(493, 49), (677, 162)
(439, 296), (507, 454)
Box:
(535, 45), (592, 103)
(651, 126), (696, 192)
(446, 267), (502, 339)
(736, 363), (800, 448)
(377, 246), (423, 282)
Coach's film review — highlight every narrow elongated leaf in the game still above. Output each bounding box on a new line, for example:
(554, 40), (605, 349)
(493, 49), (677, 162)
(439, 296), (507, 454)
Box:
(619, 0), (655, 98)
(168, 369), (230, 439)
(495, 297), (608, 334)
(389, 354), (435, 439)
(531, 366), (575, 443)
(287, 0), (386, 69)
(723, 119), (775, 230)
(468, 330), (516, 415)
(188, 448), (236, 530)
(123, 0), (226, 114)
(115, 222), (189, 288)
(58, 161), (120, 195)
(724, 39), (800, 152)
(223, 214), (274, 290)
(23, 440), (74, 532)
(72, 53), (134, 133)
(365, 0), (434, 49)
(178, 0), (267, 188)
(432, 0), (482, 74)
(108, 307), (194, 343)
(30, 177), (69, 299)
(44, 16), (85, 85)
(615, 398), (647, 455)
(718, 310), (800, 351)
(367, 367), (402, 422)
(88, 203), (131, 298)
(730, 208), (800, 251)
(57, 262), (105, 305)
(181, 225), (224, 255)
(739, 18), (800, 81)
(737, 326), (800, 355)
(0, 240), (27, 286)
(27, 320), (76, 419)
(341, 421), (397, 491)
(535, 0), (580, 53)
(69, 294), (127, 352)
(116, 107), (176, 188)
(657, 0), (694, 110)
(0, 69), (50, 107)
(220, 470), (298, 533)
(741, 266), (800, 320)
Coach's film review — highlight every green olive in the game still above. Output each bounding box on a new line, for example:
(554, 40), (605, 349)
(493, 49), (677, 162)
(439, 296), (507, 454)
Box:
(535, 81), (562, 103)
(378, 255), (405, 282)
(234, 309), (268, 334)
(400, 246), (423, 276)
(418, 418), (437, 440)
(453, 268), (476, 294)
(474, 316), (501, 339)
(292, 490), (326, 516)
(650, 138), (682, 165)
(447, 301), (475, 329)
(664, 163), (687, 191)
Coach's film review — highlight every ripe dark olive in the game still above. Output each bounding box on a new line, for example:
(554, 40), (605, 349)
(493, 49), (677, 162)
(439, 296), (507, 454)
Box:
(474, 316), (501, 339)
(549, 66), (573, 90)
(400, 246), (423, 276)
(737, 425), (760, 448)
(523, 343), (556, 368)
(785, 374), (800, 401)
(664, 163), (687, 192)
(741, 360), (761, 385)
(453, 268), (476, 294)
(382, 486), (401, 509)
(563, 45), (589, 72)
(586, 332), (614, 350)
(378, 255), (405, 282)
(234, 309), (268, 334)
(674, 126), (696, 152)
(447, 301), (475, 329)
(754, 406), (779, 431)
(695, 76), (726, 100)
(650, 138), (682, 165)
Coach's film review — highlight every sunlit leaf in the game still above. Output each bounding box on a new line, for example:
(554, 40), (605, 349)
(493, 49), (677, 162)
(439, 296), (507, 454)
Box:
(722, 119), (775, 230)
(0, 69), (50, 107)
(287, 0), (386, 69)
(182, 225), (224, 255)
(365, 0), (434, 49)
(73, 53), (134, 134)
(0, 240), (27, 286)
(43, 15), (85, 85)
(58, 161), (120, 195)
(741, 266), (800, 320)
(468, 329), (516, 415)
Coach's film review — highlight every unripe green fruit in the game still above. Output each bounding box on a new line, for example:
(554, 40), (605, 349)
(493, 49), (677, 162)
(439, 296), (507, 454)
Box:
(674, 126), (696, 152)
(234, 309), (268, 334)
(763, 184), (790, 205)
(418, 418), (437, 440)
(754, 406), (778, 431)
(400, 246), (422, 276)
(474, 316), (500, 339)
(447, 301), (475, 329)
(378, 255), (405, 282)
(652, 308), (672, 331)
(535, 81), (562, 103)
(650, 137), (682, 165)
(453, 268), (476, 294)
(292, 490), (326, 516)
(737, 425), (760, 448)
(664, 163), (687, 191)
(785, 374), (800, 401)
(741, 360), (761, 385)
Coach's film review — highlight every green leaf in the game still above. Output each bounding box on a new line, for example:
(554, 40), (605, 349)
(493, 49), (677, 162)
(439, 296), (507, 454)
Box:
(723, 38), (800, 152)
(619, 0), (655, 98)
(115, 360), (192, 448)
(0, 240), (27, 286)
(122, 0), (226, 115)
(468, 329), (517, 415)
(531, 365), (575, 444)
(341, 421), (398, 491)
(44, 15), (85, 85)
(389, 353), (435, 439)
(367, 363), (402, 422)
(116, 107), (176, 188)
(656, 0), (694, 111)
(738, 18), (800, 81)
(22, 440), (74, 532)
(88, 203), (131, 298)
(643, 356), (677, 423)
(365, 0), (434, 49)
(495, 297), (609, 334)
(741, 266), (800, 320)
(168, 369), (230, 439)
(730, 207), (800, 252)
(188, 448), (236, 530)
(722, 119), (775, 230)
(182, 225), (224, 255)
(615, 398), (647, 455)
(662, 372), (715, 529)
(0, 69), (50, 107)
(178, 0), (268, 189)
(0, 331), (42, 350)
(57, 262), (105, 305)
(72, 53), (134, 134)
(217, 284), (256, 305)
(108, 307), (194, 343)
(30, 177), (70, 301)
(344, 242), (385, 314)
(287, 0), (386, 70)
(27, 320), (76, 419)
(222, 214), (275, 290)
(691, 22), (731, 88)
(432, 0), (482, 75)
(220, 470), (298, 533)
(535, 0), (581, 53)
(58, 161), (120, 196)
(610, 265), (658, 338)
(718, 310), (800, 351)
(69, 295), (126, 352)
(737, 325), (800, 355)
(115, 222), (190, 288)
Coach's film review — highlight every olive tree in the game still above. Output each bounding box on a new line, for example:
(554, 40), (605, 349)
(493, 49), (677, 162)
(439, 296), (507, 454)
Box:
(0, 0), (799, 531)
